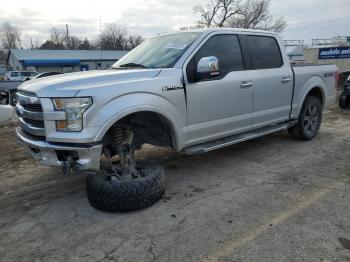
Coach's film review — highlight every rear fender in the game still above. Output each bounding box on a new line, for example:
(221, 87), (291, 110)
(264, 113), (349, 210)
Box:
(291, 76), (326, 118)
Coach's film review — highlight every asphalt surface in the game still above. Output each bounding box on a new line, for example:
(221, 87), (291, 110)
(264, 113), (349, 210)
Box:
(0, 106), (349, 262)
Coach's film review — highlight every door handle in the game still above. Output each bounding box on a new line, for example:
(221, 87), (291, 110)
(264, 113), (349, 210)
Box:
(240, 81), (253, 89)
(282, 77), (292, 83)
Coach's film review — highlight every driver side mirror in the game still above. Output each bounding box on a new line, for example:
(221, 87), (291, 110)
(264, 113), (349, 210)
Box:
(196, 56), (220, 80)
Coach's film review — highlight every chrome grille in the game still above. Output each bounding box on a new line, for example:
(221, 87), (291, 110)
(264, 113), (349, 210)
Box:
(23, 118), (45, 128)
(16, 91), (45, 137)
(21, 103), (43, 112)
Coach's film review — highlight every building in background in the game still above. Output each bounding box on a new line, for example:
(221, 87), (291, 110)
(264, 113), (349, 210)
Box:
(304, 36), (350, 73)
(304, 46), (350, 73)
(284, 40), (305, 61)
(7, 49), (129, 73)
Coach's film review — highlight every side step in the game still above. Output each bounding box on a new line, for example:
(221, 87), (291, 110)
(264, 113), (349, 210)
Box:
(184, 121), (296, 155)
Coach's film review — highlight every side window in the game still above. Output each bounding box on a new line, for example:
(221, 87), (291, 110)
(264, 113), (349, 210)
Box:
(20, 72), (31, 77)
(188, 34), (244, 80)
(247, 35), (283, 69)
(11, 72), (19, 77)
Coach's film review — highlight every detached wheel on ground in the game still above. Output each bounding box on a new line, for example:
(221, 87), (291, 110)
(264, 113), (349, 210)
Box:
(288, 96), (322, 140)
(9, 91), (17, 106)
(86, 165), (165, 212)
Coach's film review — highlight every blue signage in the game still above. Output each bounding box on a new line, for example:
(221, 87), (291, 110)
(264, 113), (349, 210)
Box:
(319, 47), (350, 59)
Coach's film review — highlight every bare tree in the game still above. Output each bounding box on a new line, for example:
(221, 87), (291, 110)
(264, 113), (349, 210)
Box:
(126, 35), (143, 50)
(194, 0), (242, 27)
(100, 25), (128, 50)
(194, 0), (287, 33)
(78, 38), (94, 50)
(227, 0), (286, 33)
(100, 24), (143, 50)
(22, 35), (41, 49)
(0, 22), (22, 49)
(67, 36), (83, 50)
(48, 27), (66, 49)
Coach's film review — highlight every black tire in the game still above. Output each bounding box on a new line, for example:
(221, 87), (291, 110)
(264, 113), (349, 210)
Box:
(9, 91), (17, 106)
(86, 165), (165, 212)
(288, 96), (322, 141)
(339, 91), (348, 109)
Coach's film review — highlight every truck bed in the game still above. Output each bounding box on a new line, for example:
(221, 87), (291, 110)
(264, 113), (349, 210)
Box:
(291, 63), (337, 118)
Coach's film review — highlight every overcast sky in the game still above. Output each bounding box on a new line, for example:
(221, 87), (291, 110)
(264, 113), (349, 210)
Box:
(1, 0), (350, 47)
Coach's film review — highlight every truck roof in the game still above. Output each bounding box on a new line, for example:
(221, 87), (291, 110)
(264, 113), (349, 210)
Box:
(155, 28), (278, 38)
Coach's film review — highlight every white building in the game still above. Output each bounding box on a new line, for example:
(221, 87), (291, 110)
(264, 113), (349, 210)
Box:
(7, 49), (129, 73)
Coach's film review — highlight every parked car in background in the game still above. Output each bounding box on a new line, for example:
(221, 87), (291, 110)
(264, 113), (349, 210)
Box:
(339, 75), (350, 108)
(24, 72), (63, 81)
(0, 90), (15, 126)
(5, 71), (38, 81)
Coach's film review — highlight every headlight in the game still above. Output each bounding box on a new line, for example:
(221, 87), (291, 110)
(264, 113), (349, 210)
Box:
(52, 97), (92, 132)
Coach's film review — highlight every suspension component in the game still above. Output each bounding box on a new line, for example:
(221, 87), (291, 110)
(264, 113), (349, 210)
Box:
(110, 124), (137, 177)
(111, 125), (126, 152)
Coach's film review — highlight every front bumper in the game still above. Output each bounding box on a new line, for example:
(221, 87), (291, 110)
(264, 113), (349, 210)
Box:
(16, 128), (103, 171)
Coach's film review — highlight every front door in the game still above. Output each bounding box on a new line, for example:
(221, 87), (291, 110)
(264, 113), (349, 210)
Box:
(185, 34), (253, 145)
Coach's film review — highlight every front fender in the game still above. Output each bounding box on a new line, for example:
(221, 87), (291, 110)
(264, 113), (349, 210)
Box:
(90, 93), (187, 151)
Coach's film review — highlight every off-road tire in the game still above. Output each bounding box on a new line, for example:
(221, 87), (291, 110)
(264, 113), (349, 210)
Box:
(9, 91), (17, 106)
(86, 165), (165, 212)
(288, 96), (322, 141)
(339, 91), (348, 109)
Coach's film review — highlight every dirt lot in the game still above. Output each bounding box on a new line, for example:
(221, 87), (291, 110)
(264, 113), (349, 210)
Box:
(0, 106), (350, 262)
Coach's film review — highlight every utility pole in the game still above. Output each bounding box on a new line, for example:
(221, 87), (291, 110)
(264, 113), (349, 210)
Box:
(66, 24), (69, 49)
(99, 16), (102, 70)
(29, 37), (34, 49)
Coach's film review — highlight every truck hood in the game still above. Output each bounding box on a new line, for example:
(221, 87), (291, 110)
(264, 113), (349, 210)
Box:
(17, 69), (162, 97)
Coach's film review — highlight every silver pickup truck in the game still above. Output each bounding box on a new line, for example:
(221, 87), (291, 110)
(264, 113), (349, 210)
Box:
(15, 28), (337, 211)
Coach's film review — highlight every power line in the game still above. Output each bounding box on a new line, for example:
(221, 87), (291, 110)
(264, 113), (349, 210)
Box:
(285, 15), (350, 32)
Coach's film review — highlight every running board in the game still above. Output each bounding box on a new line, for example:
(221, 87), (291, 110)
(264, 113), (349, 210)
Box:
(184, 121), (296, 155)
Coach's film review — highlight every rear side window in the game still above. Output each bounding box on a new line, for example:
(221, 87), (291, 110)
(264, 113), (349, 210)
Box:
(10, 72), (19, 77)
(194, 34), (244, 76)
(20, 72), (32, 77)
(248, 35), (283, 69)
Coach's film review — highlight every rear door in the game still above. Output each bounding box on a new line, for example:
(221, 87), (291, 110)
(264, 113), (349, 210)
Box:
(185, 33), (253, 145)
(246, 35), (293, 128)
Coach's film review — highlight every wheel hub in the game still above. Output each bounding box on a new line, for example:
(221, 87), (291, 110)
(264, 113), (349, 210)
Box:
(304, 104), (319, 132)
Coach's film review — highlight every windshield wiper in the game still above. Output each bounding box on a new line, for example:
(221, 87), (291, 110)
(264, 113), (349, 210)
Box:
(117, 63), (150, 69)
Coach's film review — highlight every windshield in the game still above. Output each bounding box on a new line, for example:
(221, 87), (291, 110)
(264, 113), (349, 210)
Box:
(112, 32), (201, 69)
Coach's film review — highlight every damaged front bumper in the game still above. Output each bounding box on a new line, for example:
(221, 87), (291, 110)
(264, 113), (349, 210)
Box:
(16, 128), (102, 171)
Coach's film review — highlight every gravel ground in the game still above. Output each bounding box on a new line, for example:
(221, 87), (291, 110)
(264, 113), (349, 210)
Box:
(0, 106), (349, 262)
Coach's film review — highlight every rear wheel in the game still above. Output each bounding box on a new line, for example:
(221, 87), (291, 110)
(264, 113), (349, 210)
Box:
(288, 96), (322, 140)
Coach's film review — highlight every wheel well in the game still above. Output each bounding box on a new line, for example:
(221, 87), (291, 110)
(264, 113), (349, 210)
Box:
(102, 111), (175, 150)
(306, 87), (324, 106)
